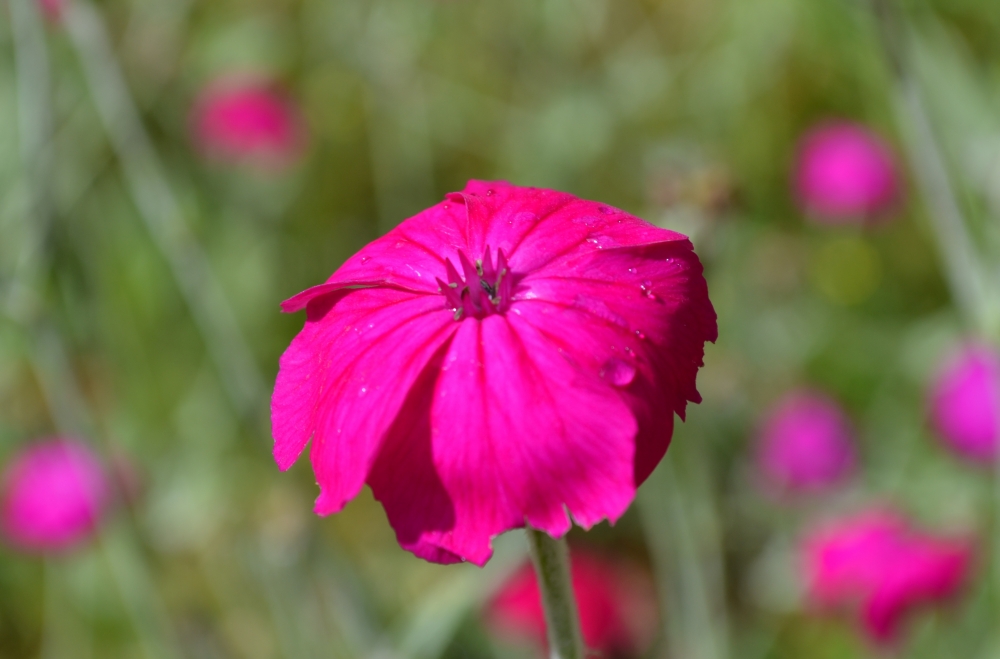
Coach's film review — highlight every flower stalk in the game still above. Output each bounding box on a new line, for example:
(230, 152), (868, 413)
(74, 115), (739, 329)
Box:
(869, 0), (1000, 641)
(63, 0), (266, 416)
(525, 528), (585, 659)
(869, 0), (994, 334)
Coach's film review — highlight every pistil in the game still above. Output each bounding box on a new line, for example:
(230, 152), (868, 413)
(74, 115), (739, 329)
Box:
(436, 246), (512, 320)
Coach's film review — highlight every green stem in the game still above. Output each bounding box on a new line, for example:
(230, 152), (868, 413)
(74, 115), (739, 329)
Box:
(525, 529), (584, 659)
(62, 0), (266, 416)
(869, 0), (1000, 639)
(638, 452), (728, 659)
(869, 0), (994, 334)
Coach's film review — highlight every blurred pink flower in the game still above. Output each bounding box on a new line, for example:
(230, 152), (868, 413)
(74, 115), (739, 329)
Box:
(929, 341), (1000, 463)
(802, 510), (972, 644)
(191, 76), (305, 170)
(38, 0), (64, 22)
(794, 121), (900, 224)
(486, 550), (646, 657)
(272, 180), (717, 565)
(755, 389), (856, 494)
(0, 438), (111, 552)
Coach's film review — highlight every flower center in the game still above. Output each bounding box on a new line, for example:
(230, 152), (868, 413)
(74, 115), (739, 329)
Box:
(436, 247), (512, 321)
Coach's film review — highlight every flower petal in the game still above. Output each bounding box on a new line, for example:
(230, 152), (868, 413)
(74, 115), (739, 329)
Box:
(311, 203), (471, 295)
(368, 314), (638, 566)
(290, 180), (691, 303)
(271, 287), (457, 514)
(439, 180), (685, 275)
(516, 239), (717, 484)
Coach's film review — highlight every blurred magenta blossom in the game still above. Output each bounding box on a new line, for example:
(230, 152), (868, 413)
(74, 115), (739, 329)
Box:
(38, 0), (64, 22)
(0, 438), (111, 552)
(929, 341), (1000, 463)
(191, 75), (305, 171)
(486, 550), (647, 657)
(755, 389), (856, 494)
(802, 510), (972, 644)
(794, 121), (900, 224)
(272, 180), (717, 565)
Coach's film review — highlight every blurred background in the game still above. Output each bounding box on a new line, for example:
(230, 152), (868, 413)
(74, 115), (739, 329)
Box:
(2, 0), (1000, 657)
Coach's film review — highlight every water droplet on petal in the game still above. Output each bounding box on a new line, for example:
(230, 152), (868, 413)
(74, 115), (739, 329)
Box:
(601, 358), (636, 387)
(360, 256), (371, 264)
(598, 206), (613, 215)
(486, 189), (494, 196)
(635, 330), (646, 340)
(359, 386), (368, 397)
(640, 280), (657, 300)
(628, 267), (637, 275)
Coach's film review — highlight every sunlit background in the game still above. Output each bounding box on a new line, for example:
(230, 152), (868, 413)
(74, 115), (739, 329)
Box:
(2, 0), (1000, 657)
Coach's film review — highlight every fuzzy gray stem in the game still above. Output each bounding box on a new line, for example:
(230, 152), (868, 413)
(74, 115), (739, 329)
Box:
(525, 528), (585, 659)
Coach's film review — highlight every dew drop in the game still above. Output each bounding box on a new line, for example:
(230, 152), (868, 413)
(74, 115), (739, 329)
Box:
(640, 280), (657, 300)
(360, 256), (372, 264)
(359, 386), (368, 397)
(598, 206), (613, 215)
(628, 267), (637, 275)
(601, 358), (636, 387)
(624, 346), (635, 357)
(635, 330), (646, 340)
(486, 189), (494, 196)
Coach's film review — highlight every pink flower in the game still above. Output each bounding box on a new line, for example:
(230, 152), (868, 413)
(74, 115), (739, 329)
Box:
(272, 180), (717, 565)
(486, 550), (646, 656)
(755, 390), (856, 494)
(794, 121), (900, 224)
(929, 341), (1000, 463)
(38, 0), (64, 22)
(802, 510), (972, 644)
(191, 76), (305, 170)
(0, 438), (111, 552)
